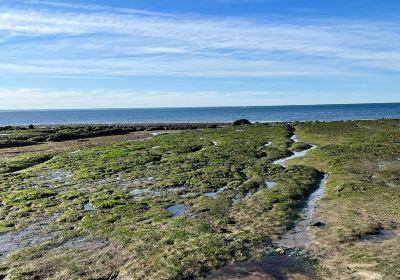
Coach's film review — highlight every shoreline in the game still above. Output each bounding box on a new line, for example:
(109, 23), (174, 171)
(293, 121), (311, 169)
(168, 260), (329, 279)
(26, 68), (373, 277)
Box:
(1, 103), (399, 127)
(1, 118), (399, 128)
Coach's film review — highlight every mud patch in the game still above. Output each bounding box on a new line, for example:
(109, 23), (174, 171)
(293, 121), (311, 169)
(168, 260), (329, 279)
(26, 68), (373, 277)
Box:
(39, 169), (73, 184)
(360, 230), (397, 242)
(0, 220), (53, 260)
(61, 236), (108, 250)
(204, 255), (317, 280)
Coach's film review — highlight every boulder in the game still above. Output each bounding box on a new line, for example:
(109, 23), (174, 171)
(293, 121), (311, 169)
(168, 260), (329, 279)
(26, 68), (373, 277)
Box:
(233, 119), (251, 126)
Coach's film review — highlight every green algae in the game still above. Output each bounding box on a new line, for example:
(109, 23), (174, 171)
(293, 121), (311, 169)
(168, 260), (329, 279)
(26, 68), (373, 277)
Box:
(289, 119), (400, 279)
(0, 123), (351, 279)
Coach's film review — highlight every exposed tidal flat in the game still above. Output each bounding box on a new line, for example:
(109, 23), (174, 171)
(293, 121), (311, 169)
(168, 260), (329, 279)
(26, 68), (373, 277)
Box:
(0, 120), (399, 279)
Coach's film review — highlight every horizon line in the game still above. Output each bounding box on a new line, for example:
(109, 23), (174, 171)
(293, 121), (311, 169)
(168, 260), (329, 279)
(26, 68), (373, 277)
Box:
(1, 101), (399, 112)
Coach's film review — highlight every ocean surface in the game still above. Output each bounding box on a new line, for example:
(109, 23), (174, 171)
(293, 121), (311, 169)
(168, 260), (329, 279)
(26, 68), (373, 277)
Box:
(0, 103), (399, 126)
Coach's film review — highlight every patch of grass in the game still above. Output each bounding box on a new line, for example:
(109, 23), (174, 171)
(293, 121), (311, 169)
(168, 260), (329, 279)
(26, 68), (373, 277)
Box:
(0, 154), (53, 174)
(1, 189), (57, 205)
(0, 123), (224, 148)
(291, 141), (312, 151)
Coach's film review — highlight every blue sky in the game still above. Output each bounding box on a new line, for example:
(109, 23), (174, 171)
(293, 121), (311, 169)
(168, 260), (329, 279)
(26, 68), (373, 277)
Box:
(0, 0), (399, 109)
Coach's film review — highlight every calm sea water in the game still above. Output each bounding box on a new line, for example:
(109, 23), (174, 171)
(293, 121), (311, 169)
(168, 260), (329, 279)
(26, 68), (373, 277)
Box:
(0, 103), (399, 126)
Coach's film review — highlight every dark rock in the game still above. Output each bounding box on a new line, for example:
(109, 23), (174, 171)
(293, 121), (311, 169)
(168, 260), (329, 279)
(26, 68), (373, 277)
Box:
(224, 218), (237, 225)
(310, 221), (325, 227)
(233, 119), (251, 126)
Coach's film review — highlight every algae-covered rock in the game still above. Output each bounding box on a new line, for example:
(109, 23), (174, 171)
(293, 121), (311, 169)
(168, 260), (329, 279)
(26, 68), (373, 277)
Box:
(233, 119), (251, 126)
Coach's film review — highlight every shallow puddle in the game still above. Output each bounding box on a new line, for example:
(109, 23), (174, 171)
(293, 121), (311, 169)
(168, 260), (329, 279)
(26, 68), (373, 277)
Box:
(129, 188), (152, 196)
(278, 174), (329, 248)
(180, 192), (199, 198)
(265, 181), (278, 188)
(130, 186), (186, 198)
(84, 203), (96, 211)
(386, 182), (398, 187)
(167, 204), (189, 217)
(273, 145), (317, 168)
(291, 134), (299, 142)
(204, 187), (227, 198)
(168, 186), (186, 193)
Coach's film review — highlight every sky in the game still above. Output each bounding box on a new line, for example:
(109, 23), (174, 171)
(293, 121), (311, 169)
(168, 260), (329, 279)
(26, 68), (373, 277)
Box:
(0, 0), (399, 109)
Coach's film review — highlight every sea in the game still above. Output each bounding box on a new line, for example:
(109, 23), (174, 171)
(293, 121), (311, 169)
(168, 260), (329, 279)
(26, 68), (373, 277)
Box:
(0, 103), (399, 126)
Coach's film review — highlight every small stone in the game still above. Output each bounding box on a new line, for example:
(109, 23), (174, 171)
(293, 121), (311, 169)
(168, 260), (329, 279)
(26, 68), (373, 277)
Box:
(275, 247), (285, 254)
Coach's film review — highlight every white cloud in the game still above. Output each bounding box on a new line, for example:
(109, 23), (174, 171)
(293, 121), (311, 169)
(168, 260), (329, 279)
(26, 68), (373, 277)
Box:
(0, 88), (286, 109)
(0, 1), (399, 79)
(1, 87), (398, 110)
